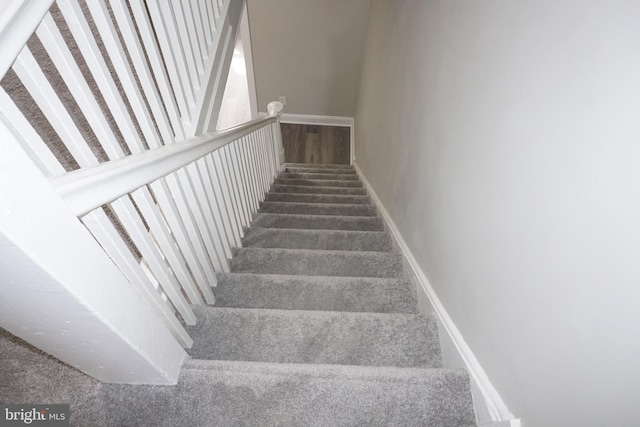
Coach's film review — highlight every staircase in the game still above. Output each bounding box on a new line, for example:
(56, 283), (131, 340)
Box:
(102, 163), (476, 426)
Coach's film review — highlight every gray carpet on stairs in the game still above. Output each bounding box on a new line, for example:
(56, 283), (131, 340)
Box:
(213, 273), (418, 313)
(252, 212), (385, 231)
(101, 360), (476, 427)
(186, 307), (442, 367)
(279, 171), (361, 181)
(241, 227), (393, 251)
(259, 201), (377, 216)
(275, 177), (364, 187)
(230, 247), (404, 277)
(0, 163), (476, 426)
(271, 184), (367, 195)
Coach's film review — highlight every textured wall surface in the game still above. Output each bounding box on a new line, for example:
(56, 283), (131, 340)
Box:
(355, 1), (640, 426)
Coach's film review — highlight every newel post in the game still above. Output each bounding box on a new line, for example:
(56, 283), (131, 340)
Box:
(267, 100), (285, 171)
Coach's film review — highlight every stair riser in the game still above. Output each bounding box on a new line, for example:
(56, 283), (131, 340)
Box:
(265, 193), (371, 205)
(242, 228), (393, 252)
(187, 308), (441, 367)
(252, 213), (385, 231)
(275, 178), (363, 188)
(214, 274), (418, 313)
(259, 202), (377, 217)
(285, 167), (357, 175)
(230, 248), (403, 278)
(284, 162), (354, 170)
(279, 172), (360, 181)
(270, 184), (367, 195)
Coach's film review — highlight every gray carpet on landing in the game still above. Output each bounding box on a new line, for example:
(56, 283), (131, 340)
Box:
(0, 329), (105, 426)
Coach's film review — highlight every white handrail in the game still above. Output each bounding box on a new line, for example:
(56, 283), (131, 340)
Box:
(0, 0), (54, 79)
(52, 114), (279, 217)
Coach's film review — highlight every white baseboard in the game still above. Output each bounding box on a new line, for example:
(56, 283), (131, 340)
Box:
(354, 162), (520, 427)
(279, 113), (355, 164)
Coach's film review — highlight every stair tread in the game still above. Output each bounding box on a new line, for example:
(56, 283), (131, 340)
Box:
(252, 212), (385, 231)
(275, 177), (363, 187)
(259, 201), (377, 216)
(270, 184), (367, 195)
(284, 162), (354, 169)
(241, 227), (393, 252)
(279, 172), (361, 181)
(230, 247), (403, 278)
(265, 192), (371, 204)
(104, 361), (475, 427)
(187, 307), (441, 368)
(284, 168), (357, 175)
(214, 272), (418, 313)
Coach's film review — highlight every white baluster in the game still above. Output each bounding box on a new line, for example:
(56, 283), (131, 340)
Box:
(82, 208), (193, 347)
(225, 142), (251, 226)
(130, 186), (204, 305)
(128, 0), (188, 135)
(109, 0), (177, 144)
(194, 158), (233, 260)
(56, 0), (146, 155)
(170, 1), (204, 81)
(206, 152), (242, 247)
(109, 197), (196, 325)
(146, 1), (196, 111)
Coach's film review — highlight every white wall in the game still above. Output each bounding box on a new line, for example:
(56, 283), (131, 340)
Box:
(247, 0), (370, 116)
(355, 1), (640, 426)
(217, 33), (253, 130)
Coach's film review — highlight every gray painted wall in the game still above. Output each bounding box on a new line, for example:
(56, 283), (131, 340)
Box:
(247, 0), (370, 116)
(355, 1), (640, 426)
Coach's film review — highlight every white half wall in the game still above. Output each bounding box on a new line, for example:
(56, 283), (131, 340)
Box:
(0, 117), (188, 385)
(355, 1), (640, 426)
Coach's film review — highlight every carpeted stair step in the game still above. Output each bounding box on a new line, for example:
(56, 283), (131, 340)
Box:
(259, 201), (377, 216)
(186, 307), (441, 367)
(264, 192), (371, 205)
(284, 162), (355, 170)
(252, 213), (385, 231)
(279, 172), (360, 181)
(102, 360), (475, 427)
(284, 166), (357, 175)
(213, 273), (418, 313)
(275, 177), (363, 188)
(270, 184), (367, 195)
(230, 247), (403, 277)
(241, 228), (393, 252)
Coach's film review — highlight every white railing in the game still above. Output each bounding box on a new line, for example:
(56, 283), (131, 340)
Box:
(0, 0), (284, 383)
